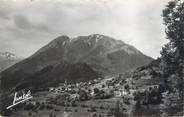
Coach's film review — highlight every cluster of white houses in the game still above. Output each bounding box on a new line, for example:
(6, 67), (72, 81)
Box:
(48, 78), (140, 100)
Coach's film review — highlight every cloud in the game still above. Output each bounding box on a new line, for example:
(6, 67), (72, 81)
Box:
(13, 14), (49, 32)
(14, 14), (32, 29)
(0, 0), (170, 58)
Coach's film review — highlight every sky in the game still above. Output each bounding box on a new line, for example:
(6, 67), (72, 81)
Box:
(0, 0), (170, 59)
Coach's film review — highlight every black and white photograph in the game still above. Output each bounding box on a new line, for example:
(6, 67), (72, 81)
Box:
(0, 0), (183, 116)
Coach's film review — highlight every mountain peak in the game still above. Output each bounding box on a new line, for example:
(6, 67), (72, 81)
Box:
(51, 35), (70, 45)
(0, 51), (22, 72)
(55, 35), (70, 41)
(89, 34), (105, 38)
(32, 35), (70, 57)
(0, 51), (18, 59)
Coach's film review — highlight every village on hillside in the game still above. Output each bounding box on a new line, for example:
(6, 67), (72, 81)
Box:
(7, 71), (169, 117)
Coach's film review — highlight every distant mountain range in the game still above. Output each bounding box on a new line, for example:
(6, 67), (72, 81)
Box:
(0, 34), (153, 92)
(0, 52), (22, 72)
